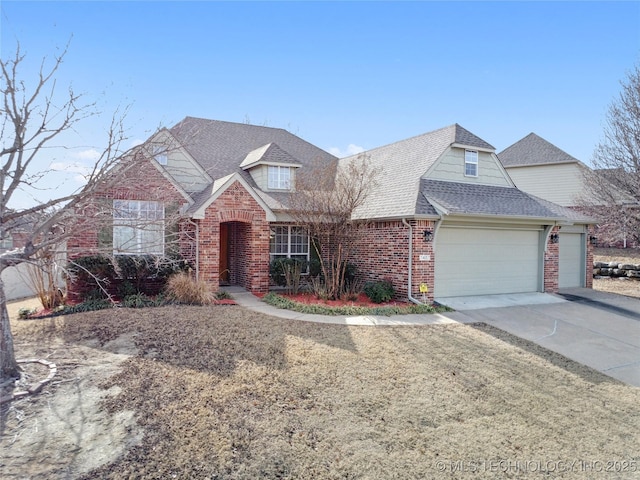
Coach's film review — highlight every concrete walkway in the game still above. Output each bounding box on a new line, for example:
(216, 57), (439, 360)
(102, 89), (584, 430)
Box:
(225, 287), (640, 387)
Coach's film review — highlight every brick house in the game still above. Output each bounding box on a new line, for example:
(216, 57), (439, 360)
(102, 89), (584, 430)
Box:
(68, 117), (594, 303)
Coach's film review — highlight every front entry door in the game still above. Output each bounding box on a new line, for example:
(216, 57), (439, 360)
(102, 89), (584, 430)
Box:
(219, 223), (230, 284)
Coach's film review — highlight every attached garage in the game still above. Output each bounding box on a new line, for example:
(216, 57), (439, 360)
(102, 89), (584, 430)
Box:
(434, 225), (542, 297)
(559, 229), (586, 288)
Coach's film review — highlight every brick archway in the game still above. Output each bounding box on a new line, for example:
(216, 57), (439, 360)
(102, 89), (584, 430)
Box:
(197, 181), (271, 294)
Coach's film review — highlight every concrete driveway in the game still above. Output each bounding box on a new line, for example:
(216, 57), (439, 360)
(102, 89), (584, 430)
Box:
(441, 288), (640, 387)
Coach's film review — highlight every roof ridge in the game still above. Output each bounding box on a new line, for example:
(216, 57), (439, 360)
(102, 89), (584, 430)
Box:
(178, 116), (289, 134)
(341, 124), (460, 159)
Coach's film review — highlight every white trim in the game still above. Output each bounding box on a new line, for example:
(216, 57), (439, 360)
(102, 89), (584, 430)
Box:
(464, 149), (479, 177)
(267, 165), (292, 190)
(451, 143), (494, 153)
(269, 225), (311, 263)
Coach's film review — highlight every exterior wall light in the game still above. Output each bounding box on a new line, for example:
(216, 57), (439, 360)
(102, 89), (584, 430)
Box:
(589, 235), (597, 245)
(423, 229), (433, 242)
(549, 233), (559, 244)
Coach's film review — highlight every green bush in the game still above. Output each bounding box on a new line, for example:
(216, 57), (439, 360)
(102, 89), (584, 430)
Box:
(68, 254), (191, 301)
(364, 279), (395, 304)
(66, 255), (116, 299)
(60, 299), (114, 314)
(115, 255), (191, 293)
(122, 292), (157, 308)
(269, 258), (307, 287)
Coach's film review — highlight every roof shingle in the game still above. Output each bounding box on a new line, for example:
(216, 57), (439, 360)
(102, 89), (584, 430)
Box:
(498, 133), (580, 167)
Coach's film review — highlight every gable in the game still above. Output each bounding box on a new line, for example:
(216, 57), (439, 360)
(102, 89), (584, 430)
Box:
(425, 146), (513, 187)
(148, 129), (212, 193)
(188, 173), (276, 221)
(499, 133), (580, 167)
(97, 152), (192, 206)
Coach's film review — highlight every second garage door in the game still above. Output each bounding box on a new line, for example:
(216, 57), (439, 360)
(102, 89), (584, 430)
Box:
(435, 226), (541, 297)
(559, 232), (585, 288)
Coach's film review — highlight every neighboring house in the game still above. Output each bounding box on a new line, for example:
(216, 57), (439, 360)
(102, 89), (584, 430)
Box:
(67, 118), (595, 303)
(499, 133), (637, 248)
(498, 133), (592, 207)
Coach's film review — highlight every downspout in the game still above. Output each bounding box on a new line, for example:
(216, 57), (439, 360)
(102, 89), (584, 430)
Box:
(186, 218), (200, 279)
(402, 218), (423, 305)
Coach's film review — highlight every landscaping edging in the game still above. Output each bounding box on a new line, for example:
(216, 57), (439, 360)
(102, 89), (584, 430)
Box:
(0, 359), (57, 405)
(594, 261), (640, 279)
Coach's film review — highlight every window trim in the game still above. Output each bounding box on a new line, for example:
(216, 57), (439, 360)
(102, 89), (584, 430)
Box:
(113, 200), (165, 255)
(464, 149), (478, 177)
(267, 165), (292, 190)
(269, 225), (310, 266)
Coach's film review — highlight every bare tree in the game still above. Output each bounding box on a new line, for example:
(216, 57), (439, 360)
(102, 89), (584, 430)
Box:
(0, 43), (139, 381)
(583, 63), (640, 247)
(288, 155), (380, 300)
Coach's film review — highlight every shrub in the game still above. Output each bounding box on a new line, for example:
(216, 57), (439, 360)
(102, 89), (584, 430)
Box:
(66, 255), (115, 299)
(269, 258), (307, 294)
(115, 255), (191, 294)
(364, 279), (395, 304)
(122, 292), (157, 308)
(68, 254), (191, 301)
(60, 299), (114, 314)
(165, 272), (213, 305)
(215, 290), (233, 300)
(18, 307), (38, 319)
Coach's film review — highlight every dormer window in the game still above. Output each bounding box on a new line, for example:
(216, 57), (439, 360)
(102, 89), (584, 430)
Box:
(268, 165), (291, 190)
(465, 150), (478, 177)
(153, 145), (168, 165)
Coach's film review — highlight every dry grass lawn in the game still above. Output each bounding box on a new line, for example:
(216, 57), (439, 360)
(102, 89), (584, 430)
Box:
(2, 304), (639, 479)
(593, 247), (640, 299)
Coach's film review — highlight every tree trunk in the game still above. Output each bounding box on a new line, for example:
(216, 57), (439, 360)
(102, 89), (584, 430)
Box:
(0, 276), (20, 381)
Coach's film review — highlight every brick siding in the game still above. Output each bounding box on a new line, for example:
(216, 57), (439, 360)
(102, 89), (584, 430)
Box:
(543, 227), (560, 293)
(350, 219), (435, 303)
(196, 180), (270, 294)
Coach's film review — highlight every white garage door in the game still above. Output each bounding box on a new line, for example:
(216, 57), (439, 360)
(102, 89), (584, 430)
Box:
(559, 233), (584, 288)
(435, 226), (541, 297)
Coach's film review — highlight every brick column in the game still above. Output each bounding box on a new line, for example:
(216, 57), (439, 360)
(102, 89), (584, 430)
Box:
(544, 227), (560, 293)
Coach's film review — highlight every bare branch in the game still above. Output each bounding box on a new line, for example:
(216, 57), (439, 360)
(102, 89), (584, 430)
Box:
(583, 63), (640, 247)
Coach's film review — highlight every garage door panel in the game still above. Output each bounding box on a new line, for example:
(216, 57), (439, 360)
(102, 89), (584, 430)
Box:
(435, 227), (540, 297)
(559, 233), (584, 288)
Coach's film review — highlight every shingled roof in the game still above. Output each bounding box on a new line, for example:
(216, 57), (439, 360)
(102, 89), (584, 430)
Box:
(421, 179), (565, 219)
(498, 133), (580, 167)
(346, 124), (495, 220)
(169, 117), (336, 180)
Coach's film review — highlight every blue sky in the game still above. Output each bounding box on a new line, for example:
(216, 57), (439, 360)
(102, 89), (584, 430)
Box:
(1, 1), (639, 206)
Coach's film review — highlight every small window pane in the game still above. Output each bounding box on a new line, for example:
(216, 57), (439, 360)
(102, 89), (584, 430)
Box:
(268, 166), (291, 189)
(465, 150), (478, 177)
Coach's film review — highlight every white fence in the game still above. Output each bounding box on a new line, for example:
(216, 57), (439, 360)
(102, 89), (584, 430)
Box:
(2, 263), (37, 301)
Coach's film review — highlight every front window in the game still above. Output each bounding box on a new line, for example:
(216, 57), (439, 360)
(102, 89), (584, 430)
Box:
(268, 166), (291, 190)
(270, 225), (309, 264)
(113, 200), (164, 254)
(465, 150), (478, 177)
(153, 145), (168, 165)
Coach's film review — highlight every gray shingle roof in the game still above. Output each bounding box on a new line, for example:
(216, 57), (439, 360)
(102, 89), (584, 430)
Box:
(498, 133), (580, 167)
(170, 117), (336, 181)
(240, 143), (303, 169)
(345, 124), (495, 220)
(421, 179), (564, 219)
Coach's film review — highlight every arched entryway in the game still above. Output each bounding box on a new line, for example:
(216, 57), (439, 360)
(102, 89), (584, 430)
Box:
(219, 220), (252, 288)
